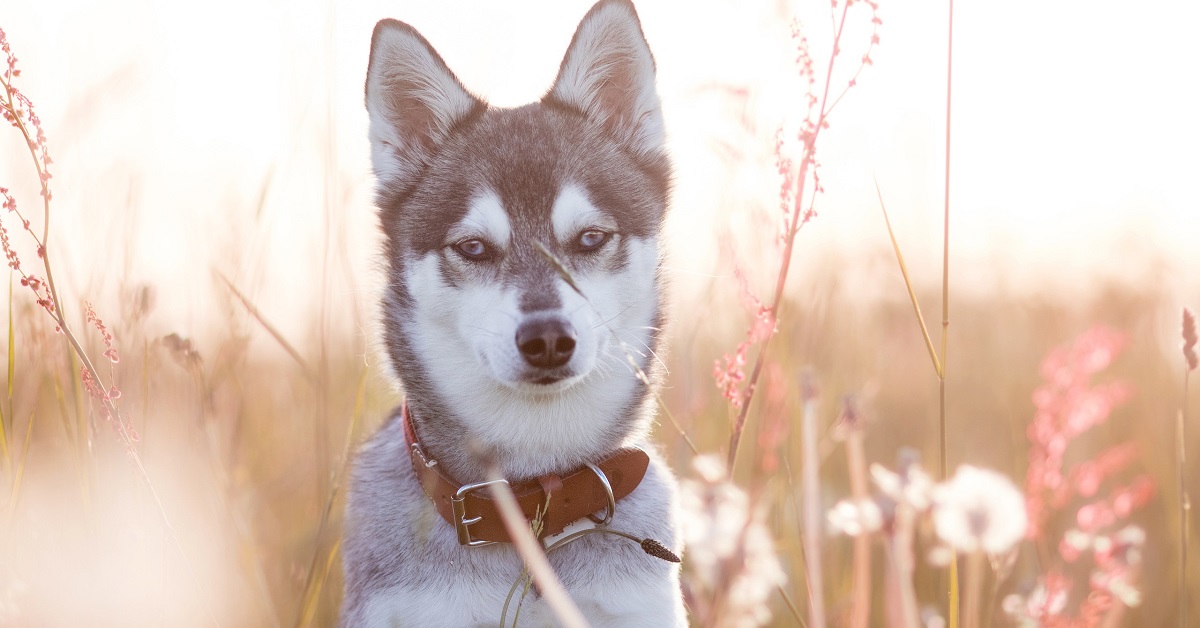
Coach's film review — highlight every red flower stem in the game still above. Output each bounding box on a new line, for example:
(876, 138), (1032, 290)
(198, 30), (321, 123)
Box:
(727, 0), (854, 471)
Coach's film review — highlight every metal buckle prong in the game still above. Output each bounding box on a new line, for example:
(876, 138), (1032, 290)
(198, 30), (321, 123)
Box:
(584, 462), (616, 525)
(451, 479), (509, 546)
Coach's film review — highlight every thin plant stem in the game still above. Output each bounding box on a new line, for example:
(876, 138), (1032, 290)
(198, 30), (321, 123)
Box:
(800, 382), (826, 628)
(884, 503), (921, 628)
(942, 0), (958, 625)
(2, 56), (221, 627)
(486, 465), (588, 628)
(777, 584), (808, 628)
(728, 0), (860, 471)
(217, 271), (312, 376)
(295, 364), (369, 628)
(1183, 307), (1197, 628)
(963, 551), (983, 628)
(1, 271), (11, 472)
(2, 409), (34, 534)
(875, 182), (941, 377)
(783, 456), (816, 626)
(845, 431), (871, 628)
(1179, 405), (1190, 628)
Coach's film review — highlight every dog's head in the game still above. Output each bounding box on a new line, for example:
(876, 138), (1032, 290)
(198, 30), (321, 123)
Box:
(364, 0), (669, 466)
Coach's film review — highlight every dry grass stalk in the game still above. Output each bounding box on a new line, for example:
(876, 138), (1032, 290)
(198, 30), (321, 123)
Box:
(840, 399), (871, 628)
(486, 466), (589, 628)
(800, 375), (826, 627)
(2, 30), (219, 626)
(1180, 307), (1195, 628)
(962, 551), (984, 628)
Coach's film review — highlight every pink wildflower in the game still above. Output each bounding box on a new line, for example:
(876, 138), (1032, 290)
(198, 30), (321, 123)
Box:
(1016, 327), (1152, 625)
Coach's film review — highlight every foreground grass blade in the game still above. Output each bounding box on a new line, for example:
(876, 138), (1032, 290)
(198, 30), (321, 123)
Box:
(0, 272), (11, 469)
(4, 409), (35, 532)
(295, 364), (368, 628)
(875, 181), (941, 378)
(217, 271), (311, 375)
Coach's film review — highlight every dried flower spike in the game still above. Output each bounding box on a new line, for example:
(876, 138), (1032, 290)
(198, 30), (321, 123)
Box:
(640, 538), (681, 563)
(1183, 307), (1197, 371)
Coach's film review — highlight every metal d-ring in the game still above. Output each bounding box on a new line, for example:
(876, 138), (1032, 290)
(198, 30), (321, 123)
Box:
(584, 462), (616, 525)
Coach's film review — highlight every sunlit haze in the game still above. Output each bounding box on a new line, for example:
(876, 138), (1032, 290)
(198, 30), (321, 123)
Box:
(1, 1), (1197, 624)
(3, 0), (1196, 340)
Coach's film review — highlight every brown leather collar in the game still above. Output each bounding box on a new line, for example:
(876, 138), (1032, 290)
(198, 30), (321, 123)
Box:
(401, 404), (650, 546)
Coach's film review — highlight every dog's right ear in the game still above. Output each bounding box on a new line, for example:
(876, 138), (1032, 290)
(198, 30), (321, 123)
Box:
(365, 20), (484, 191)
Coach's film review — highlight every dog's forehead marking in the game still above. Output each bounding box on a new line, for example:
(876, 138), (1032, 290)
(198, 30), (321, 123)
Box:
(551, 183), (613, 242)
(450, 189), (511, 245)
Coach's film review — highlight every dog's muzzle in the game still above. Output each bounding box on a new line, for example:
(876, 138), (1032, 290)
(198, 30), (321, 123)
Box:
(515, 313), (576, 370)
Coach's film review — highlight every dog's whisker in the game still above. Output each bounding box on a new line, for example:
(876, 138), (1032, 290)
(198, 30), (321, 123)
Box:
(592, 304), (636, 330)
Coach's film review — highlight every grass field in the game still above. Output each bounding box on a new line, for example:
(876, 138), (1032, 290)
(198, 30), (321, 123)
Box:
(1, 2), (1197, 626)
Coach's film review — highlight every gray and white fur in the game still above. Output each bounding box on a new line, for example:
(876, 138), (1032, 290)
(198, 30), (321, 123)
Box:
(341, 1), (684, 625)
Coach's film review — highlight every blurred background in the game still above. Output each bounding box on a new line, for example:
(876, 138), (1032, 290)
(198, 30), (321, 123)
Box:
(1, 0), (1196, 625)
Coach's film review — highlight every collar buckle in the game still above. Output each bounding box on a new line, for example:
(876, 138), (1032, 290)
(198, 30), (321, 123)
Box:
(451, 479), (509, 546)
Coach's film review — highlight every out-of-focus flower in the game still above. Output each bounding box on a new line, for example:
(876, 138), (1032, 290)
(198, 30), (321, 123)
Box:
(931, 465), (1027, 554)
(830, 394), (867, 441)
(870, 448), (934, 512)
(827, 498), (883, 536)
(1087, 525), (1146, 607)
(1002, 572), (1071, 628)
(1025, 326), (1133, 539)
(827, 449), (933, 538)
(680, 455), (785, 628)
(1018, 328), (1152, 624)
(920, 607), (946, 628)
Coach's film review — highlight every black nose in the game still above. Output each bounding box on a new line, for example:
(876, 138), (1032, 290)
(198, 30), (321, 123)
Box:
(516, 316), (576, 369)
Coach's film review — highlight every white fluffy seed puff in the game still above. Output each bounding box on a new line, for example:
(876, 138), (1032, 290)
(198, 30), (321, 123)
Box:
(931, 465), (1028, 554)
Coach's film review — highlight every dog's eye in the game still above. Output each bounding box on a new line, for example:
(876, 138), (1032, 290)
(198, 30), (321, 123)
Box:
(576, 230), (610, 252)
(454, 239), (490, 260)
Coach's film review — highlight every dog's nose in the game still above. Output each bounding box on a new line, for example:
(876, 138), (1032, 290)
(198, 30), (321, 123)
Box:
(516, 316), (576, 369)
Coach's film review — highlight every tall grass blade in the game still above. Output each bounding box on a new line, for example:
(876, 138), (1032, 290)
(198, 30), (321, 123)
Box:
(297, 538), (342, 628)
(1179, 408), (1190, 628)
(294, 364), (368, 628)
(875, 181), (941, 378)
(216, 271), (311, 375)
(800, 379), (826, 628)
(7, 271), (13, 402)
(1, 271), (11, 470)
(777, 584), (808, 628)
(4, 409), (35, 532)
(942, 0), (958, 624)
(0, 393), (7, 471)
(487, 469), (588, 628)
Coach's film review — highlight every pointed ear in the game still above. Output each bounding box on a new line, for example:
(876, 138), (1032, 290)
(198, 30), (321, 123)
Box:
(546, 0), (664, 157)
(365, 20), (484, 191)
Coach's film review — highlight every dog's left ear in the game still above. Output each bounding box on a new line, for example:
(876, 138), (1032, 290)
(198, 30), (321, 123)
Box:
(546, 0), (663, 157)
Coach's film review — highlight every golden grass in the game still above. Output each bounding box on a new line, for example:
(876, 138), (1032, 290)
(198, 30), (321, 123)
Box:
(2, 6), (1194, 624)
(0, 268), (1190, 626)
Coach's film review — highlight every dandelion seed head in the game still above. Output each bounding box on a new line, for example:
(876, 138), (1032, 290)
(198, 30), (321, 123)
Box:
(932, 465), (1027, 554)
(680, 455), (785, 628)
(827, 498), (882, 536)
(870, 450), (933, 512)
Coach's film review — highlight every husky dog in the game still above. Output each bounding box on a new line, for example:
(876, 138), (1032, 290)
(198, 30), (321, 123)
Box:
(341, 1), (683, 625)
